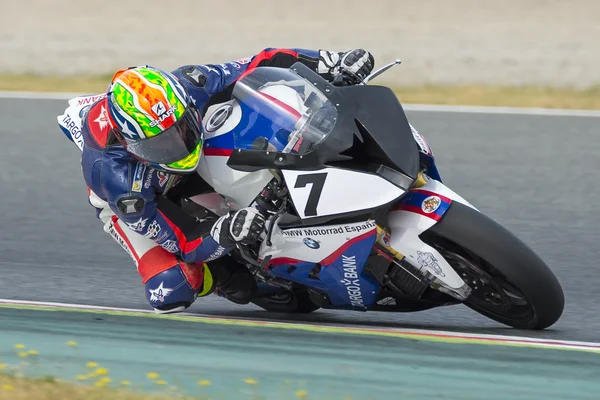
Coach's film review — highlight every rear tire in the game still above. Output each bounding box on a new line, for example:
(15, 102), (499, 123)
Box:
(423, 202), (564, 330)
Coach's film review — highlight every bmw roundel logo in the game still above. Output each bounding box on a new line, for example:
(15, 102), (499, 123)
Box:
(303, 237), (320, 249)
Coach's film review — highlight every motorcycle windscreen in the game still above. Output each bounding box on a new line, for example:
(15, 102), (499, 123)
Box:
(230, 67), (338, 155)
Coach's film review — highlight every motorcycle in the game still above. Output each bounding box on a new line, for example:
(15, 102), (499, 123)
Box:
(189, 59), (565, 330)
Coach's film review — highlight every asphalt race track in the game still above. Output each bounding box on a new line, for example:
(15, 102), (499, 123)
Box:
(1, 97), (599, 342)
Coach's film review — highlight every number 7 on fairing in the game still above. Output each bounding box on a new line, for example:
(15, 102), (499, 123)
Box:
(293, 173), (328, 217)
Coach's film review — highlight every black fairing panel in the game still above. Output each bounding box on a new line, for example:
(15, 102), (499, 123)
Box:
(332, 84), (420, 179)
(227, 62), (420, 179)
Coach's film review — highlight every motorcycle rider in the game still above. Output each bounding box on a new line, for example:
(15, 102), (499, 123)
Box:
(62, 48), (376, 314)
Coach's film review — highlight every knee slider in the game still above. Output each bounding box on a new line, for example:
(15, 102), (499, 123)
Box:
(145, 262), (204, 314)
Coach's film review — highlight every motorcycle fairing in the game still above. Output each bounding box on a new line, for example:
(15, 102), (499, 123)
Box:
(409, 124), (442, 182)
(282, 167), (407, 220)
(387, 178), (478, 291)
(266, 227), (380, 309)
(261, 219), (379, 264)
(393, 188), (452, 221)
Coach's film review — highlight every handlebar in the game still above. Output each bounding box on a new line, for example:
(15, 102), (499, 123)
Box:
(332, 59), (403, 87)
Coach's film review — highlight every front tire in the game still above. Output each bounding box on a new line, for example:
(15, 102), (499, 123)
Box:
(423, 202), (565, 330)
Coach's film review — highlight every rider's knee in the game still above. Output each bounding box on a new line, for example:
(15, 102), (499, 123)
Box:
(100, 212), (215, 314)
(144, 262), (208, 314)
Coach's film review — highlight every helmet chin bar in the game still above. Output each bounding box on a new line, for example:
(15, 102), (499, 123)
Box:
(159, 162), (200, 174)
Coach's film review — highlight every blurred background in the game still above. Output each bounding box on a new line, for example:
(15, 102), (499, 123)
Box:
(2, 0), (599, 88)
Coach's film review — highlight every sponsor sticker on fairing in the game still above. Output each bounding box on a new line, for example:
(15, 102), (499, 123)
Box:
(416, 251), (446, 277)
(410, 124), (432, 156)
(281, 221), (377, 237)
(303, 238), (320, 249)
(378, 231), (391, 247)
(339, 255), (365, 307)
(344, 221), (377, 234)
(421, 196), (441, 214)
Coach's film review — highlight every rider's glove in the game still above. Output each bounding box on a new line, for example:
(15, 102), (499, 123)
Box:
(211, 207), (266, 249)
(318, 49), (375, 83)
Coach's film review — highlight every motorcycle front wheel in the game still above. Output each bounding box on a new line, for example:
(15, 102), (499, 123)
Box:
(422, 202), (565, 330)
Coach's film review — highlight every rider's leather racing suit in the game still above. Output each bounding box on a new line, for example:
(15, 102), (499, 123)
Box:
(67, 48), (373, 314)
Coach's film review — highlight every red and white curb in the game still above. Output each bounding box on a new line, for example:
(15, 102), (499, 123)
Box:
(1, 298), (599, 353)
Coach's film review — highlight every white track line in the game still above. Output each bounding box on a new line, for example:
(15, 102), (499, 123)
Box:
(1, 90), (600, 117)
(2, 298), (599, 351)
(0, 298), (155, 313)
(402, 103), (600, 118)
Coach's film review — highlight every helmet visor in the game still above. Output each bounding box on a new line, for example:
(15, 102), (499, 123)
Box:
(122, 107), (202, 164)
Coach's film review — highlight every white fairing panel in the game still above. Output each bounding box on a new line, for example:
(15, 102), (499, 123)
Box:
(282, 168), (406, 219)
(198, 155), (273, 209)
(56, 93), (106, 151)
(187, 192), (231, 217)
(388, 211), (466, 288)
(424, 179), (479, 211)
(259, 220), (377, 263)
(198, 100), (274, 209)
(386, 179), (478, 289)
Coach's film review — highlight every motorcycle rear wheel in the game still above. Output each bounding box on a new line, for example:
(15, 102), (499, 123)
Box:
(251, 287), (321, 314)
(422, 202), (565, 330)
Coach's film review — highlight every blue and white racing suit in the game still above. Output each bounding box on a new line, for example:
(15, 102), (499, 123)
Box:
(58, 48), (369, 314)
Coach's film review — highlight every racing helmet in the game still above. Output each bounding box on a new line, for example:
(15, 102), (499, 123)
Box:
(106, 65), (203, 173)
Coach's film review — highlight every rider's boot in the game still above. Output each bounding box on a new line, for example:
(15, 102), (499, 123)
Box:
(201, 257), (258, 305)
